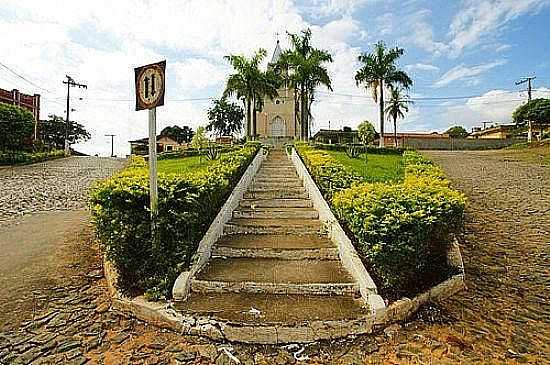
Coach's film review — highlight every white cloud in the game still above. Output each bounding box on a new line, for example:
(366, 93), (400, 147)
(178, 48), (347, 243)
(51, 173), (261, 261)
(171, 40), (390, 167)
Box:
(304, 0), (370, 18)
(433, 60), (506, 88)
(405, 63), (440, 73)
(448, 0), (550, 56)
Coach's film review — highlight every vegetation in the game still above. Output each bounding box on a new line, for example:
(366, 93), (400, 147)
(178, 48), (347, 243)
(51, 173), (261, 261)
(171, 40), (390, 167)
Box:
(296, 145), (465, 299)
(223, 49), (279, 139)
(357, 120), (376, 145)
(206, 98), (244, 137)
(385, 87), (413, 146)
(0, 149), (65, 166)
(513, 98), (550, 139)
(190, 126), (209, 149)
(277, 28), (333, 140)
(445, 125), (469, 139)
(89, 144), (260, 299)
(39, 114), (91, 149)
(355, 41), (412, 147)
(160, 125), (194, 143)
(0, 102), (35, 151)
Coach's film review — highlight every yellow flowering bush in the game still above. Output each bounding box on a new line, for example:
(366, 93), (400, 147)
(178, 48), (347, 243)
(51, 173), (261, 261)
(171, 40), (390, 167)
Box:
(89, 144), (259, 299)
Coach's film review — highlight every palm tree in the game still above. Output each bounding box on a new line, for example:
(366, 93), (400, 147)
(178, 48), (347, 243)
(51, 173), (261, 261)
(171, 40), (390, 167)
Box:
(251, 68), (280, 138)
(385, 86), (413, 147)
(355, 41), (412, 147)
(223, 49), (278, 139)
(278, 29), (333, 140)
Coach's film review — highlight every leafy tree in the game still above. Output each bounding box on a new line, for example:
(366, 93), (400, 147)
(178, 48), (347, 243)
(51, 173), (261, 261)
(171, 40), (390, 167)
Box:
(223, 49), (279, 139)
(206, 98), (244, 137)
(385, 86), (413, 146)
(355, 41), (412, 147)
(190, 126), (209, 149)
(39, 114), (90, 150)
(445, 125), (469, 139)
(0, 102), (35, 151)
(357, 120), (376, 145)
(513, 98), (550, 140)
(278, 28), (333, 140)
(160, 125), (194, 143)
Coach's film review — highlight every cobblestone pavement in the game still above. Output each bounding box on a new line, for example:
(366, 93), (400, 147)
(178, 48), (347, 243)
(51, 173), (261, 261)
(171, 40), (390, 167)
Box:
(1, 152), (549, 364)
(0, 157), (125, 226)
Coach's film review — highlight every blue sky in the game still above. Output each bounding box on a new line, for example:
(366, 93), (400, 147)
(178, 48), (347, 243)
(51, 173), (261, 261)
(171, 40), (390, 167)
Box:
(1, 0), (549, 156)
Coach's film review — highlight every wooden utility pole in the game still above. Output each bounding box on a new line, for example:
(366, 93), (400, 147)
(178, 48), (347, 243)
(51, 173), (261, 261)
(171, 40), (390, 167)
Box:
(516, 76), (536, 142)
(105, 134), (116, 157)
(63, 75), (87, 155)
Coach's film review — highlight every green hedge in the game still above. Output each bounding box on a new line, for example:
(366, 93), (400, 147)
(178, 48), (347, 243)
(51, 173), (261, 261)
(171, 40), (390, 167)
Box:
(89, 144), (259, 299)
(311, 142), (405, 155)
(157, 145), (240, 160)
(0, 149), (65, 165)
(296, 143), (362, 199)
(297, 145), (465, 298)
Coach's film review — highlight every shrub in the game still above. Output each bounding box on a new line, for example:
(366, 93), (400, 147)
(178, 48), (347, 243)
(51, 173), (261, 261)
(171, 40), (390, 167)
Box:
(89, 145), (259, 299)
(332, 151), (465, 296)
(345, 144), (361, 159)
(296, 144), (362, 199)
(311, 142), (405, 155)
(0, 149), (65, 165)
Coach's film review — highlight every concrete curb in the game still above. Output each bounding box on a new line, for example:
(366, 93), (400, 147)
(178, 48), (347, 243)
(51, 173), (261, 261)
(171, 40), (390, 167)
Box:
(290, 148), (386, 318)
(172, 149), (266, 301)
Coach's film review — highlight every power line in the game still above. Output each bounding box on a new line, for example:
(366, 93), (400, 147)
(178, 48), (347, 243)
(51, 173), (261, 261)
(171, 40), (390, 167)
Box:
(0, 61), (51, 93)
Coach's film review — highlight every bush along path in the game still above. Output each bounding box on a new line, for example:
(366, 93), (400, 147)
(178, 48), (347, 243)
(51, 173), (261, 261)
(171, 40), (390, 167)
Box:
(176, 147), (372, 342)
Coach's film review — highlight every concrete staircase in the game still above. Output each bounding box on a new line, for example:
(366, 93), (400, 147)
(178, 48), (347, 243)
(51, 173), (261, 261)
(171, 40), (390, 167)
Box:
(176, 148), (368, 332)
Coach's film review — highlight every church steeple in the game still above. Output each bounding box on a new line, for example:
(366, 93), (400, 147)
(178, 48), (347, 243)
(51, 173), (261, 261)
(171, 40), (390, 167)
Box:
(269, 39), (282, 65)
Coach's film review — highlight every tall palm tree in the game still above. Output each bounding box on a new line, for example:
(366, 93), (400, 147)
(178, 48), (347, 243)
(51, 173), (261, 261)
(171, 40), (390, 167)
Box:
(252, 68), (280, 138)
(278, 29), (333, 140)
(355, 41), (412, 147)
(223, 49), (278, 139)
(385, 86), (413, 147)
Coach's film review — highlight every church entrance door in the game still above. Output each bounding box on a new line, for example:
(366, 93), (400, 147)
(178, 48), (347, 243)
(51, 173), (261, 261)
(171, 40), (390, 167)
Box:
(271, 116), (285, 137)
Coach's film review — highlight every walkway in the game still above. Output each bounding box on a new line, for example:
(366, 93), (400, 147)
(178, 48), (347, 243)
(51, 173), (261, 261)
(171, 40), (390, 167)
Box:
(178, 148), (368, 326)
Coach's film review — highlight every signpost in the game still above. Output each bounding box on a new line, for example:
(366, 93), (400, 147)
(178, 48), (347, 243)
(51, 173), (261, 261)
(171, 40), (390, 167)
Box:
(135, 60), (166, 221)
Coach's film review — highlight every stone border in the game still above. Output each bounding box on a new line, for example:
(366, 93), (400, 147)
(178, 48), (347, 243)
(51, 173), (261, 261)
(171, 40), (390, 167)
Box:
(172, 148), (266, 301)
(290, 148), (386, 318)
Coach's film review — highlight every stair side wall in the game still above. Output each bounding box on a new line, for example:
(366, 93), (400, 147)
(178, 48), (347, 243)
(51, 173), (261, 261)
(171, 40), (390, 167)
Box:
(290, 148), (386, 317)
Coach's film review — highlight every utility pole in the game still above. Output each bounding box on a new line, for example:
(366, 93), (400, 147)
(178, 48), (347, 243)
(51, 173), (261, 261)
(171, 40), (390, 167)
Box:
(105, 134), (116, 157)
(63, 75), (87, 155)
(516, 76), (536, 142)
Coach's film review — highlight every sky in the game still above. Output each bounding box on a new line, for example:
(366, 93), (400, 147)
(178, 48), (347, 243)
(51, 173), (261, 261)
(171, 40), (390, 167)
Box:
(1, 0), (550, 156)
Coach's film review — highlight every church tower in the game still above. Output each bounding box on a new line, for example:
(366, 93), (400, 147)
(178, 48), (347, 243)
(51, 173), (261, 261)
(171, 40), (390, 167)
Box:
(256, 40), (299, 142)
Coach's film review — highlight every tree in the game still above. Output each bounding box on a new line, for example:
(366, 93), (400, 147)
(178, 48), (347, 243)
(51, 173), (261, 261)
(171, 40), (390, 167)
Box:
(206, 98), (244, 137)
(0, 102), (35, 151)
(278, 28), (333, 140)
(223, 49), (279, 139)
(385, 86), (413, 146)
(445, 125), (469, 139)
(39, 114), (90, 150)
(513, 98), (550, 140)
(357, 120), (376, 145)
(160, 125), (194, 143)
(355, 41), (412, 147)
(190, 126), (209, 149)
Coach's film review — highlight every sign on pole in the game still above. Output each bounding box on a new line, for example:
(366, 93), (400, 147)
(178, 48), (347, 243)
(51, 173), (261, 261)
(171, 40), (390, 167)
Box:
(134, 60), (166, 221)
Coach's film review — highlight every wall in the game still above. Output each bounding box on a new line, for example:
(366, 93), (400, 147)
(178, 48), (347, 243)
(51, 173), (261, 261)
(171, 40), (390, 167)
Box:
(402, 137), (526, 150)
(257, 85), (297, 138)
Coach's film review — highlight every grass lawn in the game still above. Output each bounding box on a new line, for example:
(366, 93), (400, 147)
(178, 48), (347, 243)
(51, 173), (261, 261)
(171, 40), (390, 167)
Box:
(157, 155), (214, 174)
(325, 150), (404, 182)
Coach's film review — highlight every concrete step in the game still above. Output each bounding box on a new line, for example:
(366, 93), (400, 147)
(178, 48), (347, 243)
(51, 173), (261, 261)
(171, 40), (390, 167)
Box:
(192, 258), (358, 296)
(174, 293), (369, 324)
(262, 161), (293, 168)
(260, 166), (295, 172)
(224, 218), (324, 235)
(243, 189), (308, 200)
(239, 198), (312, 209)
(212, 234), (338, 260)
(255, 171), (298, 179)
(233, 207), (318, 219)
(251, 180), (303, 189)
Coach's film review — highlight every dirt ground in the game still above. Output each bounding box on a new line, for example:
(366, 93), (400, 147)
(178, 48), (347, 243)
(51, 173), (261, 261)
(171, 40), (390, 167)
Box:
(1, 150), (549, 364)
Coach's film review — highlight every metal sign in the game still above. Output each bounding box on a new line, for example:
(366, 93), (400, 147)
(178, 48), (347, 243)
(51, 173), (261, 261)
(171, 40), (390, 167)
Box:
(134, 60), (166, 111)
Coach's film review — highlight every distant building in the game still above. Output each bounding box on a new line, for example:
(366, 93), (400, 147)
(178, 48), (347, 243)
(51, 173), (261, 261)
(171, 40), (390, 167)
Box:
(0, 87), (41, 139)
(312, 129), (360, 144)
(129, 135), (188, 155)
(469, 123), (549, 140)
(381, 132), (449, 147)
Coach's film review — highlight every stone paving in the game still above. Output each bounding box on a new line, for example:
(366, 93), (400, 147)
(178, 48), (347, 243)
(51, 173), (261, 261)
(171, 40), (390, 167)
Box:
(1, 151), (549, 364)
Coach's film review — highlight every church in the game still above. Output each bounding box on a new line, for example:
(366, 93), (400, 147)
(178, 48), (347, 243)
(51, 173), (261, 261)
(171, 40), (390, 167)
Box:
(255, 40), (301, 142)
